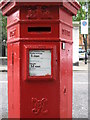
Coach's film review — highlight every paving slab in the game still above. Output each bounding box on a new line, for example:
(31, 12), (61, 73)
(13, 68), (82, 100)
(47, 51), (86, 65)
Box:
(0, 66), (7, 72)
(73, 61), (88, 71)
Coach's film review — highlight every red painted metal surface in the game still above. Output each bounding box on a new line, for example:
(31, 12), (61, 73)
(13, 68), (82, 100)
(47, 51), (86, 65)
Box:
(0, 1), (80, 119)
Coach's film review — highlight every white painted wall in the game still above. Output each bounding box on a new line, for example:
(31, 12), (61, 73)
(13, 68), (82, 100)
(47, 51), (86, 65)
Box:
(73, 22), (79, 65)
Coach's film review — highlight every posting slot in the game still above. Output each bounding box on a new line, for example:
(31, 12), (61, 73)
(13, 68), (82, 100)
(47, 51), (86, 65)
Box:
(28, 27), (51, 32)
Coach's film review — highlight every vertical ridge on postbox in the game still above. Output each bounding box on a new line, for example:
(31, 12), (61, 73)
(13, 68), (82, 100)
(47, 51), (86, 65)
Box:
(0, 1), (80, 119)
(59, 7), (73, 118)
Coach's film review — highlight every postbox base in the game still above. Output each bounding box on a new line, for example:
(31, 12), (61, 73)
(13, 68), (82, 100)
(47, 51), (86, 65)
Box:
(8, 41), (72, 119)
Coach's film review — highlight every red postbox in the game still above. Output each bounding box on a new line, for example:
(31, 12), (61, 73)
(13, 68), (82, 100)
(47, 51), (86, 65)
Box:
(0, 1), (80, 119)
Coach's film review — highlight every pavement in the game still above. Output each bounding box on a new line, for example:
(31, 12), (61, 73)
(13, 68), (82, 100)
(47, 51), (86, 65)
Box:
(0, 60), (88, 72)
(73, 60), (88, 71)
(0, 65), (7, 72)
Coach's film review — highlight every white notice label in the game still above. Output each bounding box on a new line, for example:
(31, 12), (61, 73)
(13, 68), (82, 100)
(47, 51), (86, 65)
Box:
(29, 50), (51, 76)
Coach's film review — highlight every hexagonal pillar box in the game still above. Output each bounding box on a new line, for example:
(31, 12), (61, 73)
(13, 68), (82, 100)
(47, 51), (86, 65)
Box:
(0, 0), (80, 119)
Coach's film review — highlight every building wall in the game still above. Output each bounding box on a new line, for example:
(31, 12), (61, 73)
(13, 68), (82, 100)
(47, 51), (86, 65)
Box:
(73, 22), (79, 66)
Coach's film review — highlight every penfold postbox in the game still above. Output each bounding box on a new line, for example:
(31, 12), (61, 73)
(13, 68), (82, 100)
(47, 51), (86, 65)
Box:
(0, 1), (80, 119)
